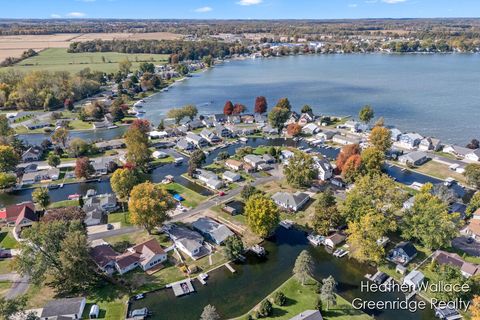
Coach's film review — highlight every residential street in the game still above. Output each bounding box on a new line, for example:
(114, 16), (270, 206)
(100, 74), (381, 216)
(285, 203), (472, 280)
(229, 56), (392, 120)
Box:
(87, 226), (141, 241)
(0, 273), (30, 299)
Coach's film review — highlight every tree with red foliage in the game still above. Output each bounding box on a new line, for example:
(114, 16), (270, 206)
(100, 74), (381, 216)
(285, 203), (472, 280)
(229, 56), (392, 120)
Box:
(130, 119), (150, 134)
(64, 98), (74, 111)
(254, 96), (268, 114)
(224, 101), (234, 115)
(342, 154), (362, 183)
(233, 103), (246, 115)
(287, 123), (302, 137)
(336, 144), (361, 172)
(75, 157), (94, 179)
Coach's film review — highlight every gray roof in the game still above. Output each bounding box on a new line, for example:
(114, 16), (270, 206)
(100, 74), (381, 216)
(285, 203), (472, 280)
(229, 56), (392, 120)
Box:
(192, 217), (234, 244)
(41, 297), (85, 318)
(290, 310), (323, 320)
(176, 138), (193, 150)
(399, 151), (428, 163)
(272, 192), (310, 208)
(165, 224), (204, 242)
(223, 171), (240, 180)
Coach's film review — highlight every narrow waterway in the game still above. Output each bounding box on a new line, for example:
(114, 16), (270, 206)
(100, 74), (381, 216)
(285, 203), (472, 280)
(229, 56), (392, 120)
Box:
(130, 227), (436, 320)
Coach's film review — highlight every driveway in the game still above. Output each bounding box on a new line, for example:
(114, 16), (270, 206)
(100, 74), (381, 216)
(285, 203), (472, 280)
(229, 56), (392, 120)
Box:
(0, 273), (30, 299)
(87, 222), (121, 235)
(452, 236), (480, 257)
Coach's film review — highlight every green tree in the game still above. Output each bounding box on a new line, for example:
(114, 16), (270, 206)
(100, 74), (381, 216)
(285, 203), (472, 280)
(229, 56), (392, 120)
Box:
(223, 235), (244, 261)
(118, 58), (132, 74)
(110, 168), (144, 201)
(275, 97), (292, 110)
(359, 105), (374, 124)
(200, 304), (220, 320)
(293, 250), (314, 285)
(47, 153), (61, 168)
(167, 108), (186, 125)
(467, 192), (480, 215)
(51, 127), (69, 148)
(241, 184), (259, 201)
(258, 300), (273, 318)
(125, 125), (151, 168)
(402, 184), (459, 249)
(464, 163), (480, 189)
(0, 172), (16, 190)
(301, 105), (313, 113)
(312, 188), (341, 235)
(188, 150), (206, 176)
(0, 145), (19, 172)
(68, 138), (93, 157)
(273, 291), (286, 306)
(0, 296), (27, 320)
(32, 187), (50, 209)
(268, 106), (290, 132)
(245, 193), (279, 238)
(157, 119), (165, 130)
(128, 182), (175, 234)
(284, 151), (317, 188)
(369, 126), (392, 152)
(183, 104), (198, 121)
(139, 62), (155, 73)
(217, 151), (229, 160)
(361, 147), (385, 176)
(320, 276), (337, 310)
(0, 114), (14, 137)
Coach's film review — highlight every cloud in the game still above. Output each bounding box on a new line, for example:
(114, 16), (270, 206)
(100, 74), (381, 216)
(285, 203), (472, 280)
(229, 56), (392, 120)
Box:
(194, 6), (213, 13)
(348, 4), (358, 7)
(381, 0), (406, 3)
(236, 0), (262, 6)
(50, 13), (62, 18)
(67, 12), (86, 18)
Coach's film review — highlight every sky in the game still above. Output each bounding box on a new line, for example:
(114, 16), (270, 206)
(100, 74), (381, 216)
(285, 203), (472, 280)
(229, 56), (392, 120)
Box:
(1, 0), (480, 20)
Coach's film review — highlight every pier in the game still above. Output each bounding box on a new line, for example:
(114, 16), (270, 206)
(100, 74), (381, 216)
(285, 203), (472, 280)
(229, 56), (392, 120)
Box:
(225, 262), (236, 273)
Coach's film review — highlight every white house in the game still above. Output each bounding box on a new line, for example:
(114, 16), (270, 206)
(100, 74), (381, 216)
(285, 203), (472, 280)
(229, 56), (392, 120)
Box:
(186, 133), (209, 148)
(272, 191), (310, 212)
(41, 297), (86, 320)
(465, 149), (480, 162)
(302, 123), (320, 135)
(222, 171), (241, 182)
(398, 133), (423, 149)
(243, 155), (265, 169)
(313, 157), (333, 181)
(115, 239), (167, 275)
(403, 270), (425, 290)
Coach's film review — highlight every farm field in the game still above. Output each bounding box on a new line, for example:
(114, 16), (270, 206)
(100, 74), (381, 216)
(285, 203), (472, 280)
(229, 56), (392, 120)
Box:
(0, 32), (182, 61)
(2, 48), (169, 73)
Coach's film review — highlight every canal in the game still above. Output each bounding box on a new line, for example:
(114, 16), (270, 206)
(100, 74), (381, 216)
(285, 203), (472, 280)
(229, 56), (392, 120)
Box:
(130, 227), (436, 320)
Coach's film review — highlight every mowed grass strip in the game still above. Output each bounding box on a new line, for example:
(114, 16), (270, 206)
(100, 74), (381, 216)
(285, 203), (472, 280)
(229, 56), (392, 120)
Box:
(2, 48), (169, 73)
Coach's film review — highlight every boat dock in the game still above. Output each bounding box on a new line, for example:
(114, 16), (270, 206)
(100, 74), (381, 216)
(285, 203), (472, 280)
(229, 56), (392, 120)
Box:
(249, 244), (266, 256)
(168, 279), (195, 297)
(225, 262), (236, 273)
(197, 273), (208, 285)
(279, 220), (294, 229)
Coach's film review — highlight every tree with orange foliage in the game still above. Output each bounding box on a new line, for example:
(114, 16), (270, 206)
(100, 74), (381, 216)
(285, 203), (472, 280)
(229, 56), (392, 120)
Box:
(471, 295), (480, 320)
(336, 144), (361, 172)
(287, 123), (302, 137)
(224, 101), (234, 115)
(75, 157), (94, 179)
(130, 119), (151, 134)
(342, 154), (362, 183)
(233, 103), (246, 115)
(254, 96), (268, 114)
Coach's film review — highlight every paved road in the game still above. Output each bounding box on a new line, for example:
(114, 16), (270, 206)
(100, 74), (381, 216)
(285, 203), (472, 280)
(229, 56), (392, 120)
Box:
(0, 272), (30, 299)
(88, 226), (141, 241)
(452, 236), (480, 257)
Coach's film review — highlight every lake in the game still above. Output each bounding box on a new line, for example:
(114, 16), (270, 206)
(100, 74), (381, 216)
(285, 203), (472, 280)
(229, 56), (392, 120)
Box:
(145, 54), (480, 145)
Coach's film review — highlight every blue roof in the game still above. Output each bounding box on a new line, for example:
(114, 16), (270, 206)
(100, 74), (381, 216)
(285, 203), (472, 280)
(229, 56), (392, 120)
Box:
(173, 194), (184, 201)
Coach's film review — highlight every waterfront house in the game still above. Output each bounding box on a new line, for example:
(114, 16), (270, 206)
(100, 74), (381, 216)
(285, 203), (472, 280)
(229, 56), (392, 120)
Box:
(82, 193), (117, 226)
(225, 159), (243, 171)
(418, 137), (442, 151)
(290, 310), (323, 320)
(13, 205), (39, 236)
(262, 154), (276, 164)
(186, 133), (209, 148)
(324, 233), (346, 248)
(25, 122), (50, 131)
(313, 157), (333, 181)
(223, 171), (241, 182)
(243, 155), (266, 169)
(398, 133), (423, 149)
(196, 169), (224, 190)
(184, 119), (204, 130)
(22, 163), (38, 174)
(21, 146), (43, 162)
(389, 128), (403, 142)
(434, 306), (461, 320)
(443, 145), (472, 159)
(272, 191), (310, 212)
(285, 112), (300, 125)
(176, 138), (195, 151)
(148, 130), (169, 139)
(94, 139), (126, 152)
(215, 124), (231, 138)
(403, 270), (425, 290)
(262, 124), (278, 135)
(21, 168), (60, 185)
(200, 129), (221, 143)
(302, 123), (320, 135)
(115, 238), (167, 275)
(398, 151), (429, 166)
(298, 111), (315, 125)
(241, 115), (255, 124)
(344, 120), (361, 133)
(202, 119), (215, 128)
(227, 115), (241, 124)
(254, 114), (267, 124)
(465, 149), (480, 162)
(90, 242), (119, 274)
(41, 297), (86, 320)
(152, 151), (168, 159)
(432, 250), (480, 278)
(91, 157), (116, 176)
(212, 114), (227, 123)
(164, 224), (209, 260)
(192, 217), (234, 245)
(281, 150), (295, 161)
(0, 201), (35, 224)
(332, 134), (361, 145)
(316, 130), (337, 141)
(387, 241), (417, 265)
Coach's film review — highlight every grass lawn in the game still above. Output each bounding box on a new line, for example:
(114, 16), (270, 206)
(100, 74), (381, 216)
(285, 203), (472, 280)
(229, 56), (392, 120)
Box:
(0, 281), (11, 297)
(0, 228), (18, 249)
(4, 48), (169, 73)
(0, 259), (14, 274)
(235, 276), (371, 320)
(165, 182), (207, 208)
(48, 199), (79, 208)
(107, 211), (132, 227)
(150, 155), (174, 166)
(68, 119), (93, 130)
(412, 161), (466, 184)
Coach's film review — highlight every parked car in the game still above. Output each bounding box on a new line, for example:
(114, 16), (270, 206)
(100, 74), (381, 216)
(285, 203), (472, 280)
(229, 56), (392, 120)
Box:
(107, 224), (114, 230)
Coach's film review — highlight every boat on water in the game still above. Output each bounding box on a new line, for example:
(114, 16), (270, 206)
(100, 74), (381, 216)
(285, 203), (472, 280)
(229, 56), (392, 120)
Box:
(68, 193), (81, 200)
(307, 234), (324, 246)
(333, 249), (349, 258)
(279, 220), (294, 229)
(107, 125), (118, 129)
(444, 177), (456, 187)
(250, 244), (266, 256)
(174, 157), (184, 165)
(47, 184), (60, 190)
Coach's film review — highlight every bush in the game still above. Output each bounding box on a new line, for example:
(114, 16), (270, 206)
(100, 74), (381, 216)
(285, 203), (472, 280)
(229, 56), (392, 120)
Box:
(315, 282), (322, 294)
(272, 291), (286, 306)
(315, 297), (323, 312)
(258, 300), (272, 318)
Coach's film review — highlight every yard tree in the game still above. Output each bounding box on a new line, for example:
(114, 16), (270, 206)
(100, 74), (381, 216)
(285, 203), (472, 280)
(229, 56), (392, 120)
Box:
(336, 144), (360, 172)
(312, 188), (342, 235)
(431, 264), (471, 301)
(0, 145), (19, 172)
(347, 210), (396, 263)
(223, 100), (234, 115)
(188, 150), (206, 177)
(284, 151), (317, 188)
(183, 104), (198, 120)
(69, 138), (92, 157)
(359, 105), (374, 124)
(464, 163), (480, 189)
(341, 173), (406, 223)
(286, 123), (302, 137)
(361, 147), (385, 176)
(301, 105), (313, 113)
(130, 119), (151, 134)
(51, 127), (69, 148)
(118, 58), (132, 74)
(275, 97), (292, 111)
(200, 304), (220, 320)
(75, 157), (94, 179)
(128, 182), (176, 234)
(470, 295), (480, 319)
(16, 219), (97, 295)
(233, 103), (246, 115)
(241, 184), (259, 201)
(254, 96), (267, 114)
(268, 106), (290, 132)
(0, 172), (16, 190)
(320, 276), (337, 310)
(111, 168), (144, 201)
(293, 250), (314, 285)
(0, 114), (13, 136)
(125, 124), (151, 169)
(273, 291), (286, 306)
(258, 300), (273, 318)
(167, 108), (186, 124)
(139, 62), (155, 73)
(467, 139), (480, 150)
(217, 151), (229, 160)
(369, 126), (392, 152)
(223, 235), (244, 261)
(0, 296), (26, 320)
(47, 153), (61, 168)
(402, 184), (459, 249)
(467, 192), (480, 215)
(245, 193), (279, 238)
(341, 154), (362, 183)
(32, 187), (50, 210)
